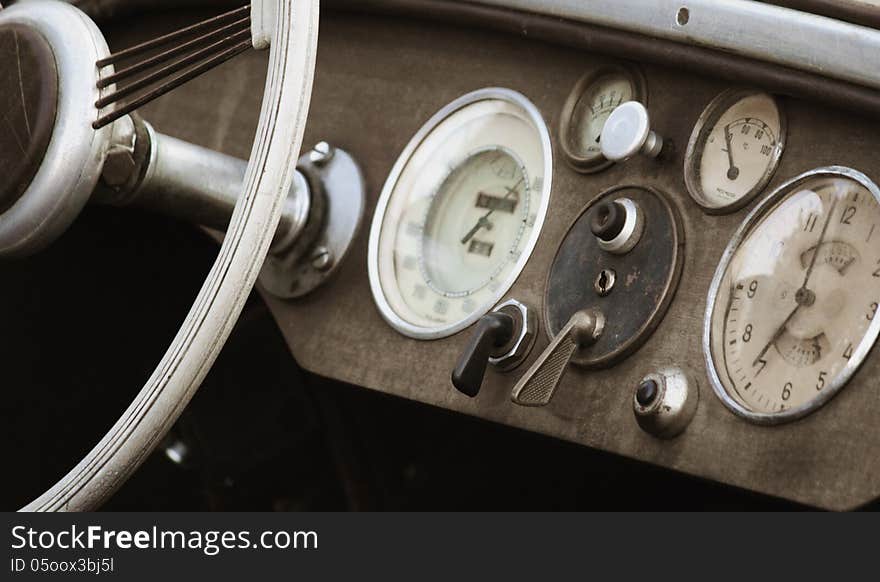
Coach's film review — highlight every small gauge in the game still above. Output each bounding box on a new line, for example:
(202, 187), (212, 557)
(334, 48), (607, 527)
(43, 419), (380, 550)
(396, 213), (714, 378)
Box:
(705, 167), (880, 424)
(685, 89), (785, 213)
(368, 88), (552, 340)
(559, 65), (647, 173)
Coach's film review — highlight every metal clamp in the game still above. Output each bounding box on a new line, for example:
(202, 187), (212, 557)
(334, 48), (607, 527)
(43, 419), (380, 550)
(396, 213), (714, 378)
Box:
(259, 142), (366, 298)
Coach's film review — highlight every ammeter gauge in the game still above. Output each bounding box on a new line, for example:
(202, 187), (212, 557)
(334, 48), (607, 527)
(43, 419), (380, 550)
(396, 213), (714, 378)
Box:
(559, 65), (647, 173)
(685, 89), (785, 213)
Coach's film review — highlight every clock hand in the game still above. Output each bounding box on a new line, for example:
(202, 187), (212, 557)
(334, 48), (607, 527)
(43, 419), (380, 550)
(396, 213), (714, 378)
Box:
(750, 197), (839, 367)
(724, 125), (740, 180)
(752, 303), (800, 367)
(801, 197), (839, 290)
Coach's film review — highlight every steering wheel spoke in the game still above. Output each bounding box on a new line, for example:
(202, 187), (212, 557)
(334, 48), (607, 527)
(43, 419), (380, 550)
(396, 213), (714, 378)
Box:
(0, 0), (322, 511)
(93, 4), (255, 129)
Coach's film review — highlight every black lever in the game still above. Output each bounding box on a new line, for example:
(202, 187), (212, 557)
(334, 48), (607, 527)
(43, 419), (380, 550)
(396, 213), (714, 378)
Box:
(452, 311), (516, 397)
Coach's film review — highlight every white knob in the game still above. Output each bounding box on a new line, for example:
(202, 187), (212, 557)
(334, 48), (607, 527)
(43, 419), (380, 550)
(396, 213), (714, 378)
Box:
(600, 101), (664, 162)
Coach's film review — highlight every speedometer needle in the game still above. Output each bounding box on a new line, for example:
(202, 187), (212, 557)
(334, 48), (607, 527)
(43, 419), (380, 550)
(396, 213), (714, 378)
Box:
(460, 214), (493, 245)
(460, 177), (524, 245)
(724, 125), (740, 181)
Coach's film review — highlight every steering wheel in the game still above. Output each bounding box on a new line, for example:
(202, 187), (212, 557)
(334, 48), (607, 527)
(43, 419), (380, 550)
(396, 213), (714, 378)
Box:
(0, 0), (319, 511)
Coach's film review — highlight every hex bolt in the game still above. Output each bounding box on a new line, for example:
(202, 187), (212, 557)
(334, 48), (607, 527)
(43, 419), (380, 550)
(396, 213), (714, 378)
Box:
(102, 145), (138, 187)
(310, 245), (333, 271)
(309, 141), (335, 166)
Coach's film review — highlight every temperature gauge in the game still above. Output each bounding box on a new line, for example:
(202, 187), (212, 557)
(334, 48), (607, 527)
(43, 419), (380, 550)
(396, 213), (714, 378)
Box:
(559, 65), (647, 173)
(685, 89), (785, 213)
(705, 167), (880, 423)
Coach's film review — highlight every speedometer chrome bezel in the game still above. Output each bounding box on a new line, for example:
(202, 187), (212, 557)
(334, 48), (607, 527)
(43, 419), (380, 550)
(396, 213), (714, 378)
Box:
(703, 166), (880, 425)
(684, 88), (786, 215)
(367, 87), (553, 340)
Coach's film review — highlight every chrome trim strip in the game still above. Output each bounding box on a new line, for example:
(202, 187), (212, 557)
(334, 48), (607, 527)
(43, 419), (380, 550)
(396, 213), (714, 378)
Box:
(474, 0), (880, 91)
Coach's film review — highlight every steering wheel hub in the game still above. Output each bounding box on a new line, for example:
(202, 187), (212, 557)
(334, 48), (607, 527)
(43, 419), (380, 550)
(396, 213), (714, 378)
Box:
(0, 0), (112, 257)
(0, 23), (57, 213)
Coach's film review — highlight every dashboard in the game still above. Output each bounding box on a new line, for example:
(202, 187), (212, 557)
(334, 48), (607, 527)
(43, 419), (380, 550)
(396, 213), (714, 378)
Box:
(136, 4), (880, 510)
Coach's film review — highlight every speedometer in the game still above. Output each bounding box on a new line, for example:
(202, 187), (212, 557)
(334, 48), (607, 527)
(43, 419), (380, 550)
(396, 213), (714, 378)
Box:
(368, 88), (552, 339)
(705, 167), (880, 423)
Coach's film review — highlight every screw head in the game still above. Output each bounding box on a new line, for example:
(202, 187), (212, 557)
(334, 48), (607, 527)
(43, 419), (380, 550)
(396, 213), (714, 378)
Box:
(310, 246), (333, 271)
(309, 141), (335, 166)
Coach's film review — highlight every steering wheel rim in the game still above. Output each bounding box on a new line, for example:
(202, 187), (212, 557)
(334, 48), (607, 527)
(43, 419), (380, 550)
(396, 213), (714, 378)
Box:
(19, 0), (319, 511)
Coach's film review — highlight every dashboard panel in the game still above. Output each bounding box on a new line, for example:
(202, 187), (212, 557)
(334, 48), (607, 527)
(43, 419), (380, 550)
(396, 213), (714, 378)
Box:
(138, 10), (880, 509)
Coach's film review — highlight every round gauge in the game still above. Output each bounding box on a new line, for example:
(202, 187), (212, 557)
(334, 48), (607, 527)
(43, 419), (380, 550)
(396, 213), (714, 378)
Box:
(685, 89), (786, 213)
(559, 65), (647, 173)
(705, 167), (880, 424)
(368, 88), (552, 339)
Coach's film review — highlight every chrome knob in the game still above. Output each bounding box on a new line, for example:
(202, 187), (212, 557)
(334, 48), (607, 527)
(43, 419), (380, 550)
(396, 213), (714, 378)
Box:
(600, 101), (664, 162)
(633, 367), (699, 439)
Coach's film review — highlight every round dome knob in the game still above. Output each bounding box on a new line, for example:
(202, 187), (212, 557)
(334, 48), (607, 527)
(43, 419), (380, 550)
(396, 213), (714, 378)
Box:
(600, 101), (664, 162)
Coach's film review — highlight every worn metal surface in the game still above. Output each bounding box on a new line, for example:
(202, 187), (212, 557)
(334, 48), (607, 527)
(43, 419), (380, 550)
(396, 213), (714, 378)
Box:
(545, 186), (683, 368)
(474, 0), (880, 92)
(134, 12), (880, 509)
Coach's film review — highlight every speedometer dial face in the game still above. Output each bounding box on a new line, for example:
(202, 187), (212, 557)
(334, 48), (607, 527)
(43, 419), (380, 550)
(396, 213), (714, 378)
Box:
(368, 88), (552, 339)
(685, 89), (785, 214)
(705, 167), (880, 423)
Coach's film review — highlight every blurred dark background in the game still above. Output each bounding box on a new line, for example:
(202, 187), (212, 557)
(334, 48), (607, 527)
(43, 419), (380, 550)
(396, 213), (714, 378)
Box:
(0, 206), (806, 511)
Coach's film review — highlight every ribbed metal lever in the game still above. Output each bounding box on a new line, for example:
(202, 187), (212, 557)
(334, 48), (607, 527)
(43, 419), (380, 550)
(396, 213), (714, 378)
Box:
(510, 309), (604, 407)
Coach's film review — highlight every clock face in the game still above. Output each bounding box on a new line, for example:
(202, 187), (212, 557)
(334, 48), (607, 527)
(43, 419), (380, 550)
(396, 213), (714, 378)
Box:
(706, 168), (880, 422)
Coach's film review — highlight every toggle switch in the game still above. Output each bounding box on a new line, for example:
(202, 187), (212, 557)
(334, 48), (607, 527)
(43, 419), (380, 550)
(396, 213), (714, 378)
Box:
(452, 300), (536, 397)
